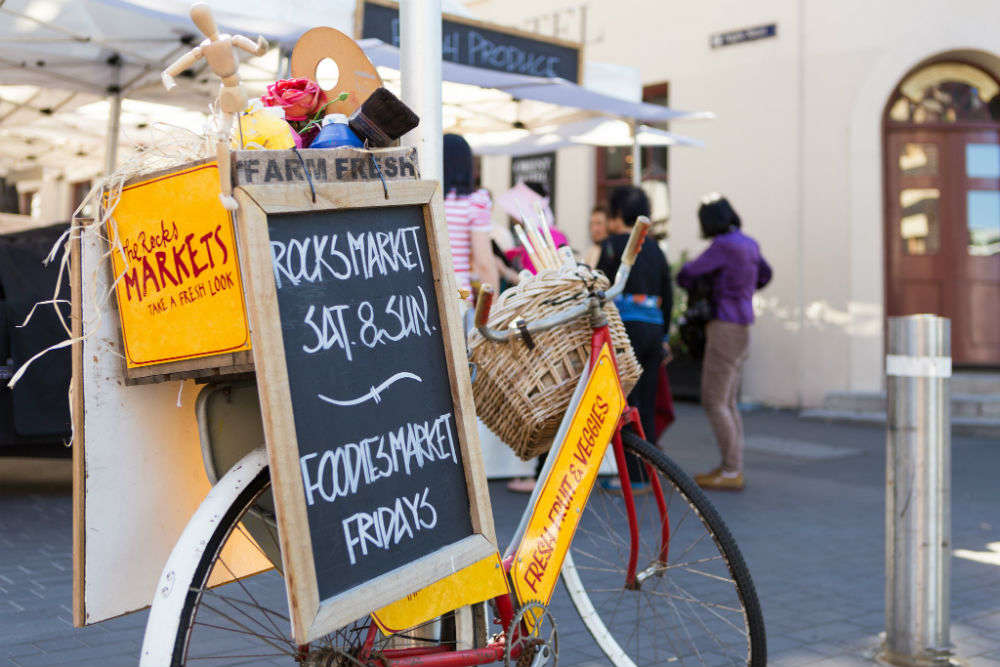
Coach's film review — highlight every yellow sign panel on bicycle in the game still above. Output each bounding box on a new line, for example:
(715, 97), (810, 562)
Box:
(510, 343), (625, 608)
(109, 162), (251, 367)
(370, 551), (508, 634)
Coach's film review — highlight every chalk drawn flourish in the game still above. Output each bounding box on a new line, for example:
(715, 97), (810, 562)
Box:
(317, 372), (423, 407)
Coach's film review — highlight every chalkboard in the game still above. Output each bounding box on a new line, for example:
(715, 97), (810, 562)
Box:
(511, 152), (557, 213)
(358, 0), (582, 83)
(235, 180), (495, 643)
(269, 205), (471, 599)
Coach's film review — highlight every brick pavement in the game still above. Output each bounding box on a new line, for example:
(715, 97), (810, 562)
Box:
(2, 405), (999, 666)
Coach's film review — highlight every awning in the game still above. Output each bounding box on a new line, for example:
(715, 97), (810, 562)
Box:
(466, 118), (705, 156)
(0, 0), (710, 175)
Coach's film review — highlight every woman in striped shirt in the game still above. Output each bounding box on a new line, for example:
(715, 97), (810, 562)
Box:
(443, 134), (498, 295)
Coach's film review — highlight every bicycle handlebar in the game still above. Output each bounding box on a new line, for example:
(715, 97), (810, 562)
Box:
(475, 217), (651, 343)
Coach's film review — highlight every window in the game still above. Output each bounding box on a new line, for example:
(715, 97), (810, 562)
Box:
(899, 188), (940, 255)
(18, 190), (39, 218)
(596, 83), (670, 224)
(967, 190), (1000, 256)
(887, 62), (1000, 124)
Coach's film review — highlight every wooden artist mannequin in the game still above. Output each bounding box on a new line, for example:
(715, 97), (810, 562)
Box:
(161, 3), (267, 211)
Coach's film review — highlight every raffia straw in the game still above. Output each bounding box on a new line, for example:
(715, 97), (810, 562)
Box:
(7, 113), (211, 391)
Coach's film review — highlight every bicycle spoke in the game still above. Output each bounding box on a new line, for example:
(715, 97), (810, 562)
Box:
(212, 554), (289, 641)
(196, 600), (295, 655)
(669, 579), (741, 657)
(204, 589), (291, 623)
(667, 579), (748, 636)
(197, 586), (289, 645)
(643, 589), (745, 615)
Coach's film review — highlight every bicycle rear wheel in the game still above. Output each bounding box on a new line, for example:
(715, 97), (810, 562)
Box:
(563, 430), (765, 666)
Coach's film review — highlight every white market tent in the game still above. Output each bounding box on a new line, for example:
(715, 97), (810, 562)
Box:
(0, 0), (708, 175)
(0, 2), (713, 493)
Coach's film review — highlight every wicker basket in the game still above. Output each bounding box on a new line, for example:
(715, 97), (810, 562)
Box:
(468, 264), (641, 460)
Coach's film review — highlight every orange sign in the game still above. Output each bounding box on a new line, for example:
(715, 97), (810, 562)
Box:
(109, 163), (251, 367)
(510, 344), (625, 607)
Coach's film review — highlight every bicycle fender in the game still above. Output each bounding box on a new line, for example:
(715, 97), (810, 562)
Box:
(139, 447), (270, 667)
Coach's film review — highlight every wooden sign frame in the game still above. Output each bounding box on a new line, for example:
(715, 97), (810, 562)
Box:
(234, 180), (496, 643)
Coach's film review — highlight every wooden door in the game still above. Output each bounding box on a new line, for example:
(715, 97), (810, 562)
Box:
(885, 129), (1000, 364)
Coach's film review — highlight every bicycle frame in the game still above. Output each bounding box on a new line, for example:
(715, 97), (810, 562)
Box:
(364, 231), (672, 666)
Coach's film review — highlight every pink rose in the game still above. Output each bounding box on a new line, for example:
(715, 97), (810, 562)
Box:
(261, 78), (326, 122)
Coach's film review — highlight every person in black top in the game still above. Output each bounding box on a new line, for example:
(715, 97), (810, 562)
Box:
(596, 186), (673, 492)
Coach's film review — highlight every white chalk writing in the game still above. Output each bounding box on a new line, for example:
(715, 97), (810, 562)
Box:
(298, 412), (457, 507)
(271, 227), (424, 289)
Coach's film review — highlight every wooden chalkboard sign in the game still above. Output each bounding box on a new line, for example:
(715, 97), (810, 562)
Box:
(234, 181), (496, 643)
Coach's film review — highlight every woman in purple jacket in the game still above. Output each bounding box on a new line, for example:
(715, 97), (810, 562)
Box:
(677, 194), (772, 491)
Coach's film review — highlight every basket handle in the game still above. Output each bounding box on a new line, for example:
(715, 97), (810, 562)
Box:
(475, 284), (495, 329)
(621, 216), (651, 268)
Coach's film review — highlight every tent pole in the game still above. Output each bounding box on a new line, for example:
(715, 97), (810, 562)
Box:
(631, 119), (641, 186)
(104, 56), (122, 176)
(399, 0), (443, 182)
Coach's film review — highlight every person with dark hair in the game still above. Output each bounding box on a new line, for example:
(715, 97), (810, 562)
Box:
(677, 193), (772, 491)
(443, 134), (498, 295)
(596, 186), (673, 493)
(584, 205), (609, 268)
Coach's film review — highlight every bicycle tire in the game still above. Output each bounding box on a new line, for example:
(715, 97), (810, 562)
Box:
(167, 467), (457, 666)
(562, 430), (766, 666)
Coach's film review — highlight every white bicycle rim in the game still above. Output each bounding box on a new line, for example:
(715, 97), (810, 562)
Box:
(561, 552), (637, 667)
(139, 447), (270, 667)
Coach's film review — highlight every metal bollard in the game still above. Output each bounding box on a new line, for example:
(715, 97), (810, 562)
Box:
(881, 315), (955, 666)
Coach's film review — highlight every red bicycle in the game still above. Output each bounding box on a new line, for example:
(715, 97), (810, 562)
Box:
(141, 219), (766, 667)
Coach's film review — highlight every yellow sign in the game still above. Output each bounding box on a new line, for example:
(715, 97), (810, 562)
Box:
(510, 344), (625, 607)
(371, 551), (509, 633)
(109, 163), (251, 367)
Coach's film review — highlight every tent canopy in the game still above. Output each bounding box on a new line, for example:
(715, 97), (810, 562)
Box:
(0, 0), (710, 175)
(465, 118), (704, 157)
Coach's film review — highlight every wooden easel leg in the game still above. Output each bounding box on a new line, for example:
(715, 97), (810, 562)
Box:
(217, 113), (237, 211)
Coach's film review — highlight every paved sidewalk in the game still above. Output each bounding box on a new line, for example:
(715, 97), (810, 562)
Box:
(2, 405), (999, 666)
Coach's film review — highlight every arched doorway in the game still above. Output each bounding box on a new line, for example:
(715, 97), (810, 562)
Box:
(884, 61), (1000, 365)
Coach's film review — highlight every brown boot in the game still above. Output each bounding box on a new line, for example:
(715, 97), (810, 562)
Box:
(694, 468), (744, 491)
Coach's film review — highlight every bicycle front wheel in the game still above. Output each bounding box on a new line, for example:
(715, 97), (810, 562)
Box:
(158, 465), (461, 666)
(563, 430), (765, 666)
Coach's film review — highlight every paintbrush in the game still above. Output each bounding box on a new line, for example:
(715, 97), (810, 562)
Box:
(524, 214), (556, 269)
(514, 224), (544, 271)
(349, 87), (420, 147)
(534, 201), (559, 258)
(515, 201), (554, 268)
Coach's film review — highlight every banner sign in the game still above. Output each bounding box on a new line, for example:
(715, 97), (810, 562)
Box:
(233, 147), (419, 187)
(359, 0), (582, 83)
